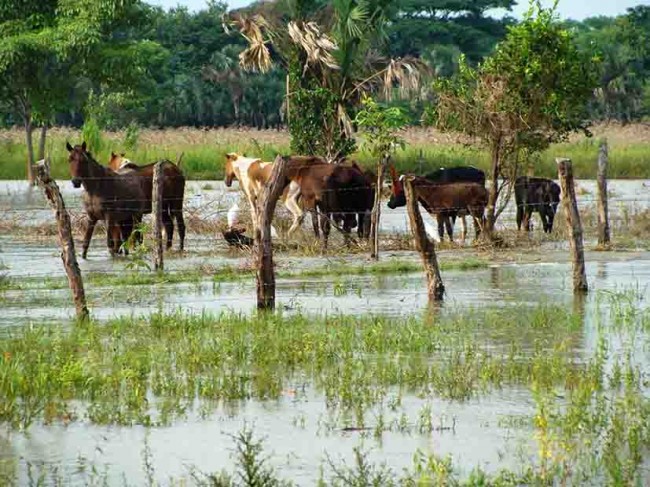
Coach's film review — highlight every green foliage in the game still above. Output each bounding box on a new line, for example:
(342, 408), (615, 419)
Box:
(289, 84), (355, 160)
(354, 95), (408, 160)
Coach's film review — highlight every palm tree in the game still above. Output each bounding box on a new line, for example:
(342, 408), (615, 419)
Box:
(226, 0), (422, 160)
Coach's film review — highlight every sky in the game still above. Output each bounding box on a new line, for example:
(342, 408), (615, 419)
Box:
(147, 0), (650, 20)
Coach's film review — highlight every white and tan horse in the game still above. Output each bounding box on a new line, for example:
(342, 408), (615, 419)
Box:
(223, 153), (303, 234)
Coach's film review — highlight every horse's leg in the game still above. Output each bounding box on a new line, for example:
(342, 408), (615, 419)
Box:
(436, 214), (445, 241)
(445, 215), (454, 242)
(284, 184), (304, 235)
(161, 208), (174, 250)
(120, 219), (134, 256)
(106, 217), (118, 257)
(82, 216), (97, 259)
(460, 214), (467, 242)
(319, 210), (330, 250)
(172, 207), (185, 251)
(516, 205), (524, 231)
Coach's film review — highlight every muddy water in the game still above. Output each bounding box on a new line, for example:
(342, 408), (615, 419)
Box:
(0, 257), (648, 484)
(1, 179), (650, 484)
(1, 179), (649, 238)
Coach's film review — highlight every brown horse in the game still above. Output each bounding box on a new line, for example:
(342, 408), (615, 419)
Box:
(108, 152), (186, 250)
(280, 155), (374, 248)
(67, 142), (147, 256)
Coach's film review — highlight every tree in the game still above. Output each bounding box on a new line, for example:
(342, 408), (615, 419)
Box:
(386, 0), (516, 64)
(427, 0), (599, 238)
(572, 7), (650, 122)
(0, 0), (166, 181)
(228, 0), (421, 161)
(355, 95), (408, 258)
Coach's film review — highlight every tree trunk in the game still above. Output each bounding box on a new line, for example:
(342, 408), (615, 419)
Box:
(152, 162), (164, 271)
(34, 160), (89, 320)
(404, 177), (444, 300)
(484, 146), (500, 238)
(596, 140), (610, 247)
(370, 156), (387, 260)
(255, 155), (289, 310)
(37, 124), (48, 160)
(557, 158), (588, 294)
(24, 116), (35, 184)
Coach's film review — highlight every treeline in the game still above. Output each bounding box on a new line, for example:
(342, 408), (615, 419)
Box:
(1, 0), (649, 132)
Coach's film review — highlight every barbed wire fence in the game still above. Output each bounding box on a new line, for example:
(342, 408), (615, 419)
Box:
(1, 164), (649, 315)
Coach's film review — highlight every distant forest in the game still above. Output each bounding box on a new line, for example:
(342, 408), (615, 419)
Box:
(1, 0), (649, 130)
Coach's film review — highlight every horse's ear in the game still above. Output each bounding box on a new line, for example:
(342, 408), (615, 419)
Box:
(110, 151), (116, 158)
(81, 141), (87, 151)
(66, 142), (73, 152)
(120, 153), (125, 157)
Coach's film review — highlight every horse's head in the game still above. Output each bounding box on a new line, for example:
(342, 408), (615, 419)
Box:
(224, 153), (239, 187)
(66, 141), (90, 188)
(386, 165), (406, 209)
(108, 151), (127, 171)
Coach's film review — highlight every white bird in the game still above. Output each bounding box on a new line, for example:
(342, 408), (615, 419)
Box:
(228, 201), (278, 237)
(227, 203), (240, 229)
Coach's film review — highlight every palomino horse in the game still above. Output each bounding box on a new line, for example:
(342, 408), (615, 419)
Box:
(223, 153), (304, 234)
(66, 142), (147, 256)
(108, 152), (186, 250)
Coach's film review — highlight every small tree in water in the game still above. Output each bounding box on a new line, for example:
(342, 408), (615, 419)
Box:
(426, 0), (600, 239)
(355, 95), (408, 258)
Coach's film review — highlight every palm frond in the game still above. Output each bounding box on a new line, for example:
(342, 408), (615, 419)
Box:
(288, 21), (339, 72)
(229, 14), (273, 73)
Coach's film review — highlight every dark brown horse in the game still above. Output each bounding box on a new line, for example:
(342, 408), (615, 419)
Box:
(67, 142), (147, 256)
(109, 153), (186, 250)
(280, 155), (374, 248)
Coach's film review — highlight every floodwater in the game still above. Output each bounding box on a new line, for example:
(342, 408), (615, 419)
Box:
(1, 179), (650, 484)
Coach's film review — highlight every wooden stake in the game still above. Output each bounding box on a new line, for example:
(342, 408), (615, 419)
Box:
(596, 140), (610, 247)
(556, 158), (588, 293)
(404, 177), (444, 301)
(255, 155), (289, 310)
(152, 161), (164, 271)
(369, 156), (387, 260)
(35, 159), (89, 320)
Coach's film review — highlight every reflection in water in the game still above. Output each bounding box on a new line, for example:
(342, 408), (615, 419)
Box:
(596, 261), (608, 281)
(490, 266), (501, 289)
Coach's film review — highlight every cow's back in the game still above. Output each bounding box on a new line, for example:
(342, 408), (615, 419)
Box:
(425, 166), (485, 185)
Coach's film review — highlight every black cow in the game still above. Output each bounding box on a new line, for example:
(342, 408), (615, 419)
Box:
(388, 165), (486, 241)
(515, 176), (561, 233)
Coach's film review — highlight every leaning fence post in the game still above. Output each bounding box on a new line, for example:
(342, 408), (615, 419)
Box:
(370, 156), (387, 260)
(556, 158), (588, 293)
(255, 155), (289, 310)
(35, 159), (89, 320)
(596, 140), (610, 247)
(152, 161), (164, 271)
(404, 177), (444, 300)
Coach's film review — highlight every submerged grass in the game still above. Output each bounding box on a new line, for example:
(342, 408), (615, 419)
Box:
(1, 257), (488, 292)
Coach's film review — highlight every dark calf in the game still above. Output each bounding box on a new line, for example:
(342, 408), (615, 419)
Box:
(515, 176), (561, 233)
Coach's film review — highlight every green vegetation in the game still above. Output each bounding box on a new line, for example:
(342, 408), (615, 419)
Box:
(0, 289), (649, 484)
(0, 258), (488, 292)
(1, 125), (650, 180)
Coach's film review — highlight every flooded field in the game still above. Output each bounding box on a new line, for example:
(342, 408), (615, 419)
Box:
(1, 179), (650, 484)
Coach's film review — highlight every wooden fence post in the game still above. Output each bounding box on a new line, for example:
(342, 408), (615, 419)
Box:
(152, 161), (164, 271)
(556, 158), (588, 293)
(255, 155), (289, 310)
(370, 156), (387, 260)
(35, 159), (89, 320)
(404, 177), (444, 300)
(596, 140), (610, 247)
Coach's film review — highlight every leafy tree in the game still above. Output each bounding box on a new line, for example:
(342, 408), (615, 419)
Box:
(572, 6), (650, 122)
(427, 1), (600, 238)
(387, 0), (516, 65)
(0, 0), (166, 181)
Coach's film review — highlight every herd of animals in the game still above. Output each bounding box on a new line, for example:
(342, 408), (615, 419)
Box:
(63, 142), (562, 257)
